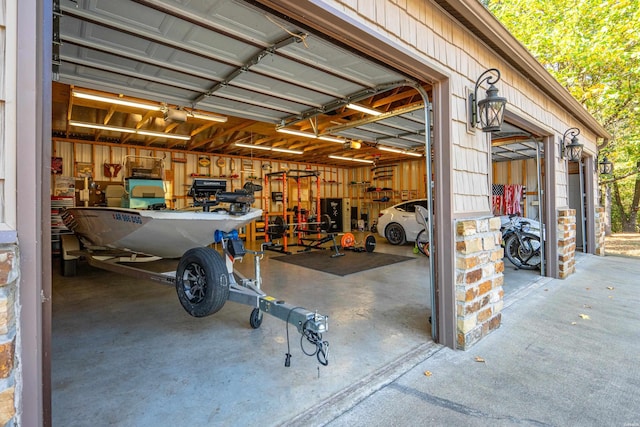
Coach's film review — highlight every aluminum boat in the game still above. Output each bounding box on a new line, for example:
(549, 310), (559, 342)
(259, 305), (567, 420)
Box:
(61, 206), (262, 259)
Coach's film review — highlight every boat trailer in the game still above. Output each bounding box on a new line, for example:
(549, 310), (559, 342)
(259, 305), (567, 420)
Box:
(61, 231), (330, 366)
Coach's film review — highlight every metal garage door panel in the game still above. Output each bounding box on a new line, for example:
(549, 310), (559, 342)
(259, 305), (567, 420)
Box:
(227, 72), (338, 108)
(61, 16), (241, 79)
(335, 128), (424, 148)
(59, 7), (252, 69)
(206, 85), (311, 116)
(60, 0), (410, 109)
(60, 45), (215, 93)
(492, 143), (541, 162)
(364, 115), (426, 134)
(59, 1), (383, 120)
(491, 123), (543, 162)
(57, 62), (200, 106)
(330, 114), (427, 148)
(59, 16), (156, 59)
(281, 38), (408, 87)
(172, 20), (262, 65)
(334, 128), (392, 142)
(75, 0), (166, 33)
(59, 62), (311, 123)
(56, 0), (430, 159)
(195, 97), (290, 122)
(155, 0), (296, 44)
(252, 56), (367, 100)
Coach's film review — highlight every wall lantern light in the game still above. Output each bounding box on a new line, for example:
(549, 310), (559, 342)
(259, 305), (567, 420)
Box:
(469, 68), (507, 132)
(560, 127), (583, 161)
(599, 156), (613, 175)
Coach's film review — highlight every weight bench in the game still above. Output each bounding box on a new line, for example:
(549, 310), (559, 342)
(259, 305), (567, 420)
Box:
(297, 232), (344, 257)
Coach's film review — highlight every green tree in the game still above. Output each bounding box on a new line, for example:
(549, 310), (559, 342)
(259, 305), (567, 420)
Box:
(486, 0), (640, 231)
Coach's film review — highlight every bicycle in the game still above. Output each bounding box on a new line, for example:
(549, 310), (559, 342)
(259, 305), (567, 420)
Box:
(413, 205), (430, 256)
(501, 215), (541, 270)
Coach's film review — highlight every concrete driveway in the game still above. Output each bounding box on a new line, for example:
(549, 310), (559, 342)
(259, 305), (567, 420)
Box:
(305, 254), (640, 426)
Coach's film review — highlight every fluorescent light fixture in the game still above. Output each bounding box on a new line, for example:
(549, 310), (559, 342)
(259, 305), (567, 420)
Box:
(272, 147), (303, 154)
(189, 111), (228, 123)
(235, 142), (270, 151)
(69, 121), (136, 134)
(70, 121), (191, 140)
(74, 90), (227, 122)
(346, 103), (382, 116)
(378, 146), (423, 157)
(277, 128), (346, 144)
(137, 130), (191, 141)
(73, 91), (162, 111)
(318, 135), (345, 143)
(328, 155), (374, 164)
(235, 142), (302, 155)
(276, 128), (317, 138)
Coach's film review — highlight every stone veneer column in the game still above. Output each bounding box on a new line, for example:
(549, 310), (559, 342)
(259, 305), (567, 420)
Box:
(558, 209), (577, 278)
(0, 246), (17, 425)
(594, 206), (606, 256)
(455, 217), (504, 350)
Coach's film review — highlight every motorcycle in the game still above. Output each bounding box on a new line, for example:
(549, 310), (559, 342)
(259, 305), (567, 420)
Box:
(500, 215), (542, 270)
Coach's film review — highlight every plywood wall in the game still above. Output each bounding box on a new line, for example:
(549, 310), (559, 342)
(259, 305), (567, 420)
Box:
(50, 140), (428, 219)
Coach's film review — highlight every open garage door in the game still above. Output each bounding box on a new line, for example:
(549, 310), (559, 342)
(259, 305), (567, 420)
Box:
(54, 0), (432, 164)
(491, 123), (547, 295)
(53, 0), (438, 318)
(48, 1), (439, 425)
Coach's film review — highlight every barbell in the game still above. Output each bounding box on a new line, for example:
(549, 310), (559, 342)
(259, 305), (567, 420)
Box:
(267, 214), (332, 238)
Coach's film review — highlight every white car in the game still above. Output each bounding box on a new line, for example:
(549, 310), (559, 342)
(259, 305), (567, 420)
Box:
(377, 199), (428, 245)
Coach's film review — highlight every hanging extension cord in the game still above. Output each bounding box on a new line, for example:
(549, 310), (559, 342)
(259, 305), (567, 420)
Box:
(284, 306), (303, 367)
(301, 320), (329, 366)
(284, 308), (330, 367)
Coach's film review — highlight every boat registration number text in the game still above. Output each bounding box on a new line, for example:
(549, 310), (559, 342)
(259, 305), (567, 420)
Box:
(112, 212), (143, 224)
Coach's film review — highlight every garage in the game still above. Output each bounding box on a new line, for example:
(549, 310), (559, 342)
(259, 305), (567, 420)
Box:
(5, 0), (611, 424)
(50, 0), (439, 424)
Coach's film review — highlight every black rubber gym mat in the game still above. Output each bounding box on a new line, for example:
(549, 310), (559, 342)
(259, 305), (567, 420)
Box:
(271, 250), (414, 276)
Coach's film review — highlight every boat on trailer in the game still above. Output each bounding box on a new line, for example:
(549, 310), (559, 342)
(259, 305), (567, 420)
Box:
(60, 156), (329, 366)
(61, 206), (263, 259)
(62, 155), (262, 259)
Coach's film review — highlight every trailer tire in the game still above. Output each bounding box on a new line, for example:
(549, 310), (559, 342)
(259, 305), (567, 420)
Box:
(176, 247), (229, 317)
(250, 308), (263, 329)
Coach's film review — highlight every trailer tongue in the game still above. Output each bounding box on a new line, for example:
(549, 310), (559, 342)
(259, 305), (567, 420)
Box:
(63, 232), (329, 366)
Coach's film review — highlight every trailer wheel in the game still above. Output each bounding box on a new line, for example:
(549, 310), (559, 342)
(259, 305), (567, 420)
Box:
(176, 247), (229, 317)
(249, 308), (263, 329)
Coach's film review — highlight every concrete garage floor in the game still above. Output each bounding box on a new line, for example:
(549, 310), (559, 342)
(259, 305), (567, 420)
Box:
(502, 259), (550, 302)
(51, 239), (540, 426)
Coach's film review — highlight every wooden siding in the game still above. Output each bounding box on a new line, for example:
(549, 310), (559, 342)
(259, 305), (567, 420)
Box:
(318, 0), (599, 214)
